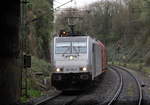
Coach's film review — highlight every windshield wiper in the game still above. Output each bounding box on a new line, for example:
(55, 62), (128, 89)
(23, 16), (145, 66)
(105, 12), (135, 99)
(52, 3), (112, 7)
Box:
(72, 46), (79, 56)
(62, 46), (71, 56)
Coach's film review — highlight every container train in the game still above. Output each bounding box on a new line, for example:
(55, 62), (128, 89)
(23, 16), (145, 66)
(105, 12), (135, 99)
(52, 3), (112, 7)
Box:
(51, 32), (107, 91)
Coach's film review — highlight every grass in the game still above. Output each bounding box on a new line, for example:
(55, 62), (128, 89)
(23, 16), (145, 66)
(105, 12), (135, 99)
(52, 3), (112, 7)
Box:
(125, 63), (150, 74)
(110, 61), (150, 74)
(142, 66), (150, 74)
(31, 56), (52, 74)
(20, 89), (43, 102)
(20, 56), (52, 103)
(28, 88), (44, 98)
(20, 96), (28, 103)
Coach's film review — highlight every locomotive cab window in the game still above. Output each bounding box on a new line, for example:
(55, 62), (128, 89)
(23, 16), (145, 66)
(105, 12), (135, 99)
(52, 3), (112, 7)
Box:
(55, 41), (87, 54)
(55, 42), (71, 54)
(72, 42), (87, 54)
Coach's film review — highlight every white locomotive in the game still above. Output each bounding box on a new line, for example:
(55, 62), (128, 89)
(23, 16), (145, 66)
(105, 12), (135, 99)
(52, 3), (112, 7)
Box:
(51, 33), (107, 91)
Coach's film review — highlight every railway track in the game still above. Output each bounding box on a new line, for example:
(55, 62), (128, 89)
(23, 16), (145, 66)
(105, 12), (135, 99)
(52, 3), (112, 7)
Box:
(108, 66), (123, 105)
(32, 91), (82, 105)
(32, 92), (61, 105)
(109, 66), (143, 105)
(31, 66), (142, 105)
(116, 66), (143, 105)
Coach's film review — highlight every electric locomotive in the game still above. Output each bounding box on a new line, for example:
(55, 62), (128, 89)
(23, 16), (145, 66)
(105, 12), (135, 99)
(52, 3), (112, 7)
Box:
(51, 32), (107, 91)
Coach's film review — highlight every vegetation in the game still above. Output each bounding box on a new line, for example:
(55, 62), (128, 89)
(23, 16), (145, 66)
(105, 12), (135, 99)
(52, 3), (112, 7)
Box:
(26, 0), (53, 61)
(21, 0), (150, 102)
(55, 0), (150, 69)
(20, 0), (53, 102)
(21, 56), (52, 102)
(21, 88), (43, 102)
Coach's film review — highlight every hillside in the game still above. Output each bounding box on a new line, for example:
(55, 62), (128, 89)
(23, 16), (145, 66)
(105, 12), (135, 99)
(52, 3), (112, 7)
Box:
(54, 0), (150, 68)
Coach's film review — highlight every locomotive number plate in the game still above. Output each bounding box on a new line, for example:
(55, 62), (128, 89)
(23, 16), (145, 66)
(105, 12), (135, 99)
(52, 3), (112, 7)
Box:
(66, 68), (77, 72)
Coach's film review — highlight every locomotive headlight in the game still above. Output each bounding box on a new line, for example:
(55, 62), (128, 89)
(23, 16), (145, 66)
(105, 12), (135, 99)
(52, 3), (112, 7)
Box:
(83, 67), (87, 71)
(56, 68), (60, 72)
(80, 67), (87, 72)
(69, 56), (74, 60)
(56, 68), (63, 72)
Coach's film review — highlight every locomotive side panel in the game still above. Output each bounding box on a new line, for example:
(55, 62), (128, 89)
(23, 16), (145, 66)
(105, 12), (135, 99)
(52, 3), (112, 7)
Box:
(86, 37), (104, 80)
(93, 43), (102, 77)
(87, 37), (95, 79)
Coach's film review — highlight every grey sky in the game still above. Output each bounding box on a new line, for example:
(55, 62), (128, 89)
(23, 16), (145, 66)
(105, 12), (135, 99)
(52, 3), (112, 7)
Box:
(54, 0), (101, 9)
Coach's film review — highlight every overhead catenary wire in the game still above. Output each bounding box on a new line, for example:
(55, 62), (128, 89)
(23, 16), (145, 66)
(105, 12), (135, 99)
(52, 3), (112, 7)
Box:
(54, 0), (61, 4)
(54, 0), (73, 10)
(26, 0), (73, 24)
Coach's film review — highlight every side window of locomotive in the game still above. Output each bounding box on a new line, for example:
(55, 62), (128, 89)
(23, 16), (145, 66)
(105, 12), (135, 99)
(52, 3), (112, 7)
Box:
(72, 42), (87, 53)
(55, 42), (71, 54)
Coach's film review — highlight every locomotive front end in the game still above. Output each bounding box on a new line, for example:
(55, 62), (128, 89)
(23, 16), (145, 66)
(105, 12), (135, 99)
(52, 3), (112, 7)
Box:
(51, 36), (92, 91)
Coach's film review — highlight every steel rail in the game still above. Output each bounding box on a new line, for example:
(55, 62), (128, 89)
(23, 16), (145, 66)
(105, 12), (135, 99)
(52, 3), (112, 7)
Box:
(63, 95), (79, 105)
(33, 92), (61, 105)
(114, 66), (143, 105)
(33, 92), (81, 105)
(107, 67), (123, 105)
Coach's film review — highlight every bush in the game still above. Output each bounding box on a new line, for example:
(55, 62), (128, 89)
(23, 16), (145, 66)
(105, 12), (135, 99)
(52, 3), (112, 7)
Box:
(21, 56), (53, 102)
(31, 56), (52, 75)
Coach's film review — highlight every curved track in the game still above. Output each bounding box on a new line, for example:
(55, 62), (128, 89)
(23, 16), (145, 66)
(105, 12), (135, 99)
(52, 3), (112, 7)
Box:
(115, 66), (143, 105)
(32, 66), (143, 105)
(33, 92), (62, 105)
(33, 92), (82, 105)
(108, 66), (123, 105)
(109, 66), (143, 105)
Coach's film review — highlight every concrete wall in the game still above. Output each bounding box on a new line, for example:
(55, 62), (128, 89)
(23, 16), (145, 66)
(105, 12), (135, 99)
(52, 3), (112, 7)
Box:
(0, 0), (21, 105)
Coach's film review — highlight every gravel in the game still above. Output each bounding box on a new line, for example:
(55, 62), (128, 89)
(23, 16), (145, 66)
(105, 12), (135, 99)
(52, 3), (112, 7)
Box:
(114, 68), (139, 105)
(23, 66), (150, 105)
(71, 70), (120, 105)
(121, 67), (150, 105)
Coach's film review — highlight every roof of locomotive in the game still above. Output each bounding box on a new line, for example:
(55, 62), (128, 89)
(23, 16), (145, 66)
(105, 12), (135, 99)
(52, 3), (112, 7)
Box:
(53, 34), (105, 47)
(54, 35), (103, 44)
(54, 35), (90, 40)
